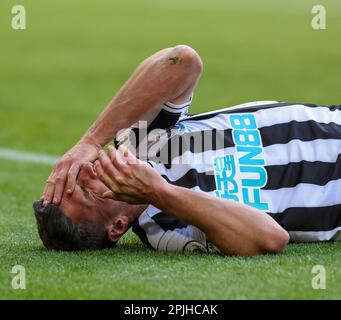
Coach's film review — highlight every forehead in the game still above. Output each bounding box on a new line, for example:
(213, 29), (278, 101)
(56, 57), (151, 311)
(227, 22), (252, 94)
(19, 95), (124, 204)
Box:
(59, 186), (98, 225)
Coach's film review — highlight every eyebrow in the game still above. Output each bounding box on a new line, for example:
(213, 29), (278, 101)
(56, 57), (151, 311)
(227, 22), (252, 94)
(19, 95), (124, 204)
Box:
(79, 185), (91, 199)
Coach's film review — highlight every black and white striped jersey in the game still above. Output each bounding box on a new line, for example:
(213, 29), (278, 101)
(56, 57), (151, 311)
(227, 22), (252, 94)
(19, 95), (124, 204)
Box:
(117, 100), (341, 253)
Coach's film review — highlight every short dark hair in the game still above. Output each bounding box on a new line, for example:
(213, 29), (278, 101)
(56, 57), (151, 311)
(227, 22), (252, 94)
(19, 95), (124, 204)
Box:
(33, 200), (115, 251)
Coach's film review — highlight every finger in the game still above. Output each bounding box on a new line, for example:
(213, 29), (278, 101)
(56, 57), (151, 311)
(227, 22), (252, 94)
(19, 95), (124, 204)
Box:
(102, 191), (117, 200)
(107, 146), (125, 169)
(52, 171), (68, 204)
(98, 149), (120, 176)
(115, 145), (129, 165)
(95, 163), (117, 191)
(42, 178), (55, 206)
(100, 174), (115, 191)
(94, 159), (115, 186)
(42, 181), (49, 199)
(95, 158), (118, 177)
(118, 145), (139, 165)
(88, 163), (97, 179)
(42, 170), (55, 198)
(107, 145), (118, 163)
(94, 159), (105, 177)
(65, 163), (81, 194)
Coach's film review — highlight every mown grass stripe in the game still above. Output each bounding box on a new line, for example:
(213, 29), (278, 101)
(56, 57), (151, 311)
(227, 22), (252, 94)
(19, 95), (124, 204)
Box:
(0, 148), (59, 166)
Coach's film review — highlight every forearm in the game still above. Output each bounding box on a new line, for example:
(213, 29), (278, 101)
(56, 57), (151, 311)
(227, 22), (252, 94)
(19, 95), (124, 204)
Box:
(42, 46), (202, 205)
(153, 184), (289, 256)
(81, 46), (201, 147)
(96, 145), (289, 256)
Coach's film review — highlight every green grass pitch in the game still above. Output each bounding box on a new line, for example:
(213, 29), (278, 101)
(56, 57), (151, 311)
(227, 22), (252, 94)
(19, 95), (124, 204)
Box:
(0, 0), (341, 299)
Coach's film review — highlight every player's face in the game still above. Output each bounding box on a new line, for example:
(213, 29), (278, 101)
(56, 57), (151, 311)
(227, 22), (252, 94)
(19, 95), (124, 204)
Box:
(59, 161), (117, 225)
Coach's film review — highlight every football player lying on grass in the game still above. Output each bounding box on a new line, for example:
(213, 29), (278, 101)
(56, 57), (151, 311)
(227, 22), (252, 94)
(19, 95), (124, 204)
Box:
(34, 45), (341, 255)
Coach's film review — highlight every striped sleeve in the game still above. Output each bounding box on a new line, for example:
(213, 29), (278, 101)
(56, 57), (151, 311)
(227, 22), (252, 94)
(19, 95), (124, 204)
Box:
(115, 97), (192, 150)
(148, 98), (192, 131)
(132, 205), (222, 254)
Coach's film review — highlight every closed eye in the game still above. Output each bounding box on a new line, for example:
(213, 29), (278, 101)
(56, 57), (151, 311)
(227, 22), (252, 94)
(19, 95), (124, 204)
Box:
(79, 185), (90, 199)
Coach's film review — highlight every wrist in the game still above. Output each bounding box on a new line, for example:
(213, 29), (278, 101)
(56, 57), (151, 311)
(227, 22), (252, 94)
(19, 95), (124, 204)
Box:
(82, 127), (118, 148)
(151, 179), (176, 209)
(79, 135), (102, 150)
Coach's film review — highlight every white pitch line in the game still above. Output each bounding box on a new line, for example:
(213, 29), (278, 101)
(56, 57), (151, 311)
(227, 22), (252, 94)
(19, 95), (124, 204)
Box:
(0, 148), (59, 166)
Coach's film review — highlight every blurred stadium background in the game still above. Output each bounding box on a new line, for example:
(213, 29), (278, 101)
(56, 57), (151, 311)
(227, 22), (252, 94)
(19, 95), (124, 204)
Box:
(0, 0), (340, 299)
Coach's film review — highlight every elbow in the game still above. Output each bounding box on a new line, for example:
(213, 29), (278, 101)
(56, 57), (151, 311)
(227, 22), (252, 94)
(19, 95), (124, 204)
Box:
(219, 228), (289, 257)
(260, 228), (290, 254)
(171, 44), (203, 74)
(153, 44), (203, 97)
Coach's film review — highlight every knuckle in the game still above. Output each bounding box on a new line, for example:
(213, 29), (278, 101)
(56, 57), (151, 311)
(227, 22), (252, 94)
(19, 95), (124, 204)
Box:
(55, 161), (64, 170)
(115, 176), (124, 184)
(130, 164), (139, 173)
(63, 153), (72, 161)
(55, 176), (64, 183)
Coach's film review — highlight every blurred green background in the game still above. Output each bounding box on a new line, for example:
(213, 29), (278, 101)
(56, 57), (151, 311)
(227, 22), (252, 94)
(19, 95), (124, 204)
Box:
(1, 0), (341, 155)
(0, 0), (341, 299)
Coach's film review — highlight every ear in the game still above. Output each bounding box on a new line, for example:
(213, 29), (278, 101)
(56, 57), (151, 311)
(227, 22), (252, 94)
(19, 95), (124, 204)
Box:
(107, 215), (129, 243)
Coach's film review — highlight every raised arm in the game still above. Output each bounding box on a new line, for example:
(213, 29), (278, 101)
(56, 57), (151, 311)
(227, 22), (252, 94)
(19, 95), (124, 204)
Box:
(42, 45), (203, 206)
(96, 146), (289, 256)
